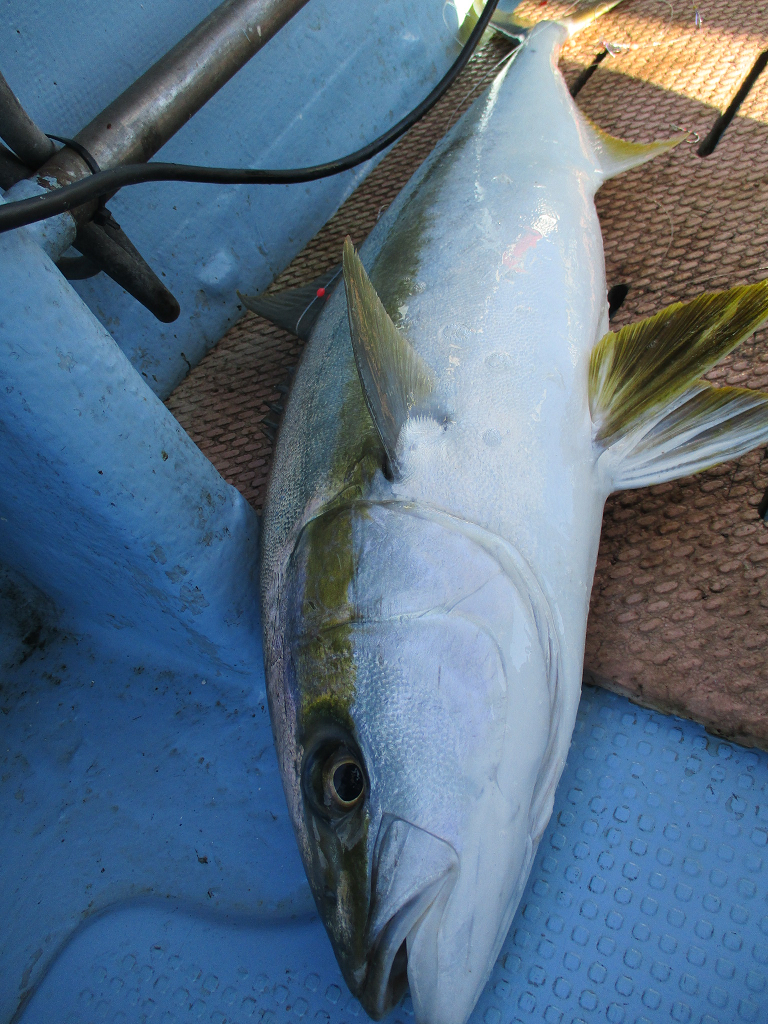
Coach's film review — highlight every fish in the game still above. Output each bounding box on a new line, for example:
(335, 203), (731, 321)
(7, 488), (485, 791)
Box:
(258, 6), (768, 1024)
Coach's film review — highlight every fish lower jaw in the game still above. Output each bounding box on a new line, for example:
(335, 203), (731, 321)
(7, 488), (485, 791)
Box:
(358, 873), (450, 1020)
(405, 878), (522, 1024)
(406, 931), (490, 1024)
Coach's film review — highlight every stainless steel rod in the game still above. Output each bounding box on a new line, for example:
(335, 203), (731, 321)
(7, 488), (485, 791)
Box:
(79, 0), (311, 168)
(34, 0), (310, 216)
(0, 70), (56, 168)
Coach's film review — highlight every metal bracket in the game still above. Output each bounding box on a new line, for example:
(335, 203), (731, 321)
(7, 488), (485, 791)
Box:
(71, 211), (180, 323)
(0, 85), (179, 322)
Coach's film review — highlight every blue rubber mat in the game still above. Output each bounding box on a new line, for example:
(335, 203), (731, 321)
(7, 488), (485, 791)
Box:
(17, 685), (768, 1024)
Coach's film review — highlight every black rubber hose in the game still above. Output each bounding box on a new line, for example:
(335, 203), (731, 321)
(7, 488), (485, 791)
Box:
(0, 0), (501, 235)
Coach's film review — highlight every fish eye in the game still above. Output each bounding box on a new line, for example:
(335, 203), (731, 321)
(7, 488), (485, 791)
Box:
(324, 753), (365, 810)
(302, 735), (368, 819)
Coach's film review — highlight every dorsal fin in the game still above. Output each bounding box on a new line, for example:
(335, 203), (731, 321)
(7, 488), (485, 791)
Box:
(590, 281), (768, 490)
(342, 237), (438, 475)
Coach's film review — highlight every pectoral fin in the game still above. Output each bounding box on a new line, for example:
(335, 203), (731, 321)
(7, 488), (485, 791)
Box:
(238, 265), (341, 340)
(590, 281), (768, 490)
(342, 238), (441, 476)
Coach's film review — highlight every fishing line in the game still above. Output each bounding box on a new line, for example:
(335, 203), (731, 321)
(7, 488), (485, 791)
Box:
(0, 0), (501, 236)
(599, 0), (703, 54)
(648, 194), (675, 262)
(669, 123), (699, 144)
(294, 265), (343, 337)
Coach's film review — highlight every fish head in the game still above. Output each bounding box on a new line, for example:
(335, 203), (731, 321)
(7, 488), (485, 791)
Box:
(274, 501), (557, 1024)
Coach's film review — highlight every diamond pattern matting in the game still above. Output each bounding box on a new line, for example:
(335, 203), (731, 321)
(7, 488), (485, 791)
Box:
(19, 688), (768, 1024)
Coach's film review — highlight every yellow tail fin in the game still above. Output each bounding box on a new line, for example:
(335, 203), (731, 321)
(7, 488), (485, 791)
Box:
(590, 282), (768, 490)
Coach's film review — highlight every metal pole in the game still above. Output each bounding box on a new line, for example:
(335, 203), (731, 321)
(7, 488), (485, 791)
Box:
(35, 0), (311, 219)
(0, 71), (56, 168)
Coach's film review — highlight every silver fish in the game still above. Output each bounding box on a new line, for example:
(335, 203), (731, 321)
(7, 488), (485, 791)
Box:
(260, 9), (768, 1024)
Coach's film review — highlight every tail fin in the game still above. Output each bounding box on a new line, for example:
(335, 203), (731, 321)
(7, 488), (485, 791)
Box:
(562, 0), (625, 37)
(590, 282), (768, 490)
(451, 1), (532, 44)
(237, 265), (341, 341)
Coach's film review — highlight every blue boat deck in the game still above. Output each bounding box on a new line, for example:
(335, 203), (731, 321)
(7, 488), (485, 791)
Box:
(16, 686), (768, 1024)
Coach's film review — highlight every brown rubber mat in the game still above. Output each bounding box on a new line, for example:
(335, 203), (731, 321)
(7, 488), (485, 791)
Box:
(166, 0), (768, 749)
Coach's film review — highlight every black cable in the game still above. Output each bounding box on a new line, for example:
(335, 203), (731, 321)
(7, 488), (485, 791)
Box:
(0, 0), (501, 236)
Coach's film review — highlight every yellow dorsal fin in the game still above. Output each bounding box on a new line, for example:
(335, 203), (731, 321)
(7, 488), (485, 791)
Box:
(590, 282), (768, 443)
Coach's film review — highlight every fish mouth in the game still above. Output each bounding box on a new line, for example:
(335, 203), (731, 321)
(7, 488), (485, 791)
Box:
(359, 816), (458, 1020)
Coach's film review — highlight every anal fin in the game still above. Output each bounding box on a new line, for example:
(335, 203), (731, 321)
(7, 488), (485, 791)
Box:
(583, 115), (688, 180)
